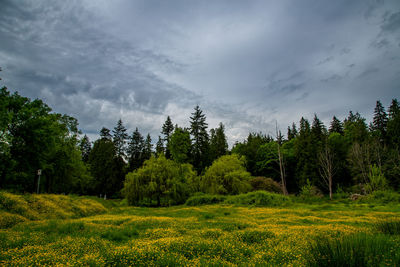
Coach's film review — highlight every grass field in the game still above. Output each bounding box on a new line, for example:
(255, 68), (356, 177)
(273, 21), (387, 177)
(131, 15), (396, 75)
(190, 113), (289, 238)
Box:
(1, 192), (400, 266)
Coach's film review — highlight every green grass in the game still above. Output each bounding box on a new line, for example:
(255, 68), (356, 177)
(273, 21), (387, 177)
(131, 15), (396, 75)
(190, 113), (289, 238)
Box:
(1, 192), (400, 266)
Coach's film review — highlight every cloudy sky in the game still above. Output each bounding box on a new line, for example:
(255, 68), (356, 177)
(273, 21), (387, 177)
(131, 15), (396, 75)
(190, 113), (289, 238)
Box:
(1, 0), (399, 145)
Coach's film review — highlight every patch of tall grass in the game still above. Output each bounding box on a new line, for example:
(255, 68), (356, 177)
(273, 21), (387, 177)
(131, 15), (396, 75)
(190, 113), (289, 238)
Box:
(307, 232), (400, 266)
(374, 219), (400, 235)
(224, 191), (291, 206)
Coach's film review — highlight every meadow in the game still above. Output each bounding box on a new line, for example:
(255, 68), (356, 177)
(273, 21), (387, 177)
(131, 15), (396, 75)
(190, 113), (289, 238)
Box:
(1, 191), (400, 266)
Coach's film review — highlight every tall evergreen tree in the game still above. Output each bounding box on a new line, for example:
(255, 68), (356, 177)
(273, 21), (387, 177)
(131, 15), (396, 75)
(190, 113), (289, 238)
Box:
(100, 127), (112, 140)
(209, 122), (228, 162)
(79, 135), (91, 163)
(112, 119), (128, 158)
(371, 100), (388, 142)
(329, 116), (343, 134)
(343, 111), (368, 143)
(142, 134), (153, 161)
(155, 135), (164, 155)
(190, 105), (210, 172)
(387, 99), (400, 148)
(311, 114), (326, 143)
(161, 116), (174, 158)
(287, 122), (298, 140)
(127, 128), (145, 171)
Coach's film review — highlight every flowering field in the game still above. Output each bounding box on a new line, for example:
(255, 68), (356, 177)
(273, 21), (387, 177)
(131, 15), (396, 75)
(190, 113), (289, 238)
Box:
(1, 194), (400, 266)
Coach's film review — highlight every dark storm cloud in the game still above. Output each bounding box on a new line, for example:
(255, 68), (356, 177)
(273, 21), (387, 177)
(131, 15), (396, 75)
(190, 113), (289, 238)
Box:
(1, 0), (399, 144)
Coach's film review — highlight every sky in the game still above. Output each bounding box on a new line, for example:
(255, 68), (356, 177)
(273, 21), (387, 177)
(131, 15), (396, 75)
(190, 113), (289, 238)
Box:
(1, 0), (399, 146)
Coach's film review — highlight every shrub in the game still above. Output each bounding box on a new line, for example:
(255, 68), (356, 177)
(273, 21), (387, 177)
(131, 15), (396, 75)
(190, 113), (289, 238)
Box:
(249, 177), (282, 193)
(299, 179), (323, 201)
(202, 154), (252, 195)
(185, 193), (226, 206)
(224, 191), (291, 207)
(362, 190), (400, 204)
(365, 165), (388, 193)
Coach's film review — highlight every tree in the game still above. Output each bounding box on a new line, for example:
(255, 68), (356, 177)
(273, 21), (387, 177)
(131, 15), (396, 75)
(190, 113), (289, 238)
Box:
(209, 122), (228, 162)
(370, 100), (388, 143)
(112, 119), (128, 158)
(127, 128), (144, 171)
(89, 137), (116, 196)
(79, 135), (91, 163)
(100, 127), (112, 141)
(123, 154), (195, 206)
(170, 127), (191, 163)
(318, 139), (335, 199)
(232, 132), (272, 176)
(161, 116), (174, 158)
(387, 99), (400, 148)
(202, 154), (252, 195)
(343, 111), (368, 143)
(190, 106), (210, 172)
(276, 123), (288, 195)
(287, 122), (297, 140)
(329, 116), (343, 134)
(142, 134), (153, 161)
(155, 135), (164, 155)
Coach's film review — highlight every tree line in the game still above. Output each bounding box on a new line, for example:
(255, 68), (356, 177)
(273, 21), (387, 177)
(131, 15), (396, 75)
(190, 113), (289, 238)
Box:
(1, 77), (399, 202)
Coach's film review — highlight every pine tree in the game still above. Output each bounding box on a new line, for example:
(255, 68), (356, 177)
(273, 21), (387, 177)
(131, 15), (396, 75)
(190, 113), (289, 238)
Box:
(287, 122), (298, 140)
(329, 116), (343, 134)
(209, 122), (228, 162)
(79, 135), (91, 163)
(100, 127), (112, 140)
(190, 105), (210, 172)
(155, 135), (164, 155)
(112, 119), (128, 158)
(142, 134), (153, 161)
(387, 99), (400, 147)
(311, 114), (326, 143)
(127, 128), (145, 171)
(161, 116), (174, 158)
(371, 100), (388, 142)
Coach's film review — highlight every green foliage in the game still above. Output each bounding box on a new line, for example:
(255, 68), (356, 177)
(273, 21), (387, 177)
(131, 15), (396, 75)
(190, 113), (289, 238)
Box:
(123, 154), (196, 206)
(224, 191), (291, 206)
(365, 165), (388, 193)
(185, 193), (226, 206)
(209, 122), (228, 163)
(374, 219), (400, 235)
(307, 233), (400, 267)
(362, 190), (400, 204)
(161, 116), (174, 158)
(235, 229), (275, 244)
(127, 128), (145, 171)
(249, 177), (282, 193)
(299, 179), (323, 200)
(202, 154), (251, 195)
(169, 127), (191, 163)
(101, 225), (139, 242)
(190, 106), (210, 172)
(112, 119), (128, 158)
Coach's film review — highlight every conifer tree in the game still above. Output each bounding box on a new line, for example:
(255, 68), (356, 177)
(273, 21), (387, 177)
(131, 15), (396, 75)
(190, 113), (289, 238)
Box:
(387, 99), (400, 147)
(79, 135), (91, 163)
(100, 127), (112, 140)
(170, 127), (191, 163)
(329, 116), (343, 134)
(155, 135), (164, 155)
(127, 128), (145, 171)
(371, 100), (388, 142)
(190, 105), (210, 172)
(161, 116), (174, 158)
(112, 119), (128, 158)
(142, 134), (153, 161)
(287, 122), (298, 140)
(209, 122), (228, 162)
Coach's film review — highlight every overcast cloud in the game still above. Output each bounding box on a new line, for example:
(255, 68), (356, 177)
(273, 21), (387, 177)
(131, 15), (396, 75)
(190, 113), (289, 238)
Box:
(1, 0), (399, 145)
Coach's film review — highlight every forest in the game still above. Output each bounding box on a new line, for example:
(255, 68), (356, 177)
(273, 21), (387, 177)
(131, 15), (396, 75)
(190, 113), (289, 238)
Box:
(1, 79), (399, 205)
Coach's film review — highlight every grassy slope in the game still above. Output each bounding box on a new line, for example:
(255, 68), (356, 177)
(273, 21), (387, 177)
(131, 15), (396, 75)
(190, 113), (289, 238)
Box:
(1, 192), (400, 266)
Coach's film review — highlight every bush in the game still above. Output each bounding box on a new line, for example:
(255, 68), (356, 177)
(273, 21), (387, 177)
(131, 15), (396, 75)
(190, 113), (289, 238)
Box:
(224, 191), (291, 207)
(185, 193), (226, 206)
(362, 190), (400, 204)
(307, 233), (400, 267)
(249, 177), (282, 193)
(299, 179), (323, 201)
(365, 165), (388, 193)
